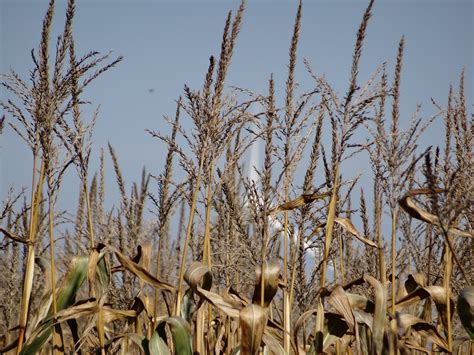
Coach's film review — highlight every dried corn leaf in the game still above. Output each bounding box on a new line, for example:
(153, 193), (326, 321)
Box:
(22, 299), (97, 354)
(404, 273), (427, 294)
(309, 218), (377, 247)
(101, 307), (137, 324)
(314, 298), (325, 353)
(395, 285), (454, 331)
(184, 262), (241, 318)
(262, 332), (286, 355)
(240, 304), (267, 355)
(184, 261), (212, 293)
(270, 191), (330, 213)
(396, 313), (449, 352)
(322, 313), (350, 352)
(294, 308), (318, 353)
(364, 275), (386, 355)
(328, 286), (356, 330)
(252, 259), (280, 308)
(335, 218), (378, 247)
(398, 188), (473, 237)
(111, 246), (175, 292)
(346, 293), (374, 328)
(457, 286), (474, 339)
(328, 286), (359, 352)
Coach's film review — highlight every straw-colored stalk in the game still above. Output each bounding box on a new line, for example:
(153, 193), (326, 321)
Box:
(444, 234), (453, 351)
(200, 158), (214, 354)
(17, 154), (45, 353)
(390, 209), (398, 311)
(47, 185), (61, 353)
(282, 189), (291, 353)
(176, 156), (204, 315)
(320, 166), (340, 288)
(82, 175), (105, 355)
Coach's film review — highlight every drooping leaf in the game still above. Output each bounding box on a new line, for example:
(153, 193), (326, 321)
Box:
(154, 317), (192, 355)
(396, 313), (449, 352)
(395, 285), (454, 331)
(22, 298), (97, 354)
(239, 304), (267, 355)
(322, 313), (350, 352)
(364, 275), (386, 355)
(457, 286), (474, 339)
(21, 255), (90, 354)
(398, 188), (473, 237)
(309, 218), (377, 247)
(404, 273), (426, 294)
(184, 262), (241, 318)
(252, 259), (280, 308)
(270, 191), (330, 213)
(111, 246), (175, 292)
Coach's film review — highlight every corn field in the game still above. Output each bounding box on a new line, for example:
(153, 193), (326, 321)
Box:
(0, 0), (473, 354)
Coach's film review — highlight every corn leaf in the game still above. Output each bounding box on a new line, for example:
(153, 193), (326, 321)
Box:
(457, 286), (474, 339)
(239, 304), (267, 355)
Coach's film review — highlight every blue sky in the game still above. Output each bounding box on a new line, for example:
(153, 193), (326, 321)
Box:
(1, 0), (472, 212)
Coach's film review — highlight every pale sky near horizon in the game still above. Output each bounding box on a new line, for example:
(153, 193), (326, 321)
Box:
(0, 0), (472, 215)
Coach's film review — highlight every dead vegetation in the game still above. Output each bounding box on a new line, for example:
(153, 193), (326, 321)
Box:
(0, 0), (472, 354)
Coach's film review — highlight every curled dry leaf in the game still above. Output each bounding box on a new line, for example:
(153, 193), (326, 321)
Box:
(308, 218), (377, 247)
(22, 299), (98, 354)
(457, 286), (474, 339)
(101, 307), (137, 324)
(110, 246), (175, 292)
(363, 275), (386, 355)
(251, 258), (280, 308)
(328, 286), (359, 351)
(396, 313), (449, 352)
(269, 191), (330, 214)
(395, 285), (454, 332)
(262, 332), (286, 355)
(239, 304), (267, 355)
(346, 293), (374, 328)
(294, 308), (318, 353)
(184, 262), (241, 318)
(404, 273), (427, 294)
(398, 188), (473, 238)
(328, 286), (356, 331)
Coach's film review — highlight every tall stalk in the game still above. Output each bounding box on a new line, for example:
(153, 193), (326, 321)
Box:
(320, 168), (340, 287)
(17, 155), (45, 353)
(390, 209), (398, 311)
(175, 156), (204, 315)
(443, 237), (453, 352)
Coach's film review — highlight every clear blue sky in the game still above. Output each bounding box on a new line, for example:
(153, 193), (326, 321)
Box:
(1, 0), (472, 211)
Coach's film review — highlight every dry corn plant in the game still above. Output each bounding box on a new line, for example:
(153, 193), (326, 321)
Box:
(1, 0), (473, 354)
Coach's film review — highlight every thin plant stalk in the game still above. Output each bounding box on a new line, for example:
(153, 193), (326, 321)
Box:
(320, 167), (340, 288)
(17, 155), (45, 353)
(282, 194), (291, 353)
(47, 188), (61, 354)
(202, 158), (214, 351)
(338, 232), (346, 284)
(202, 159), (215, 268)
(390, 209), (398, 311)
(83, 175), (106, 355)
(175, 155), (204, 315)
(375, 179), (386, 285)
(444, 235), (453, 351)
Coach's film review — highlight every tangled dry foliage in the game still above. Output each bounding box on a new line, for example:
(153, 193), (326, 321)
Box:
(1, 0), (473, 354)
